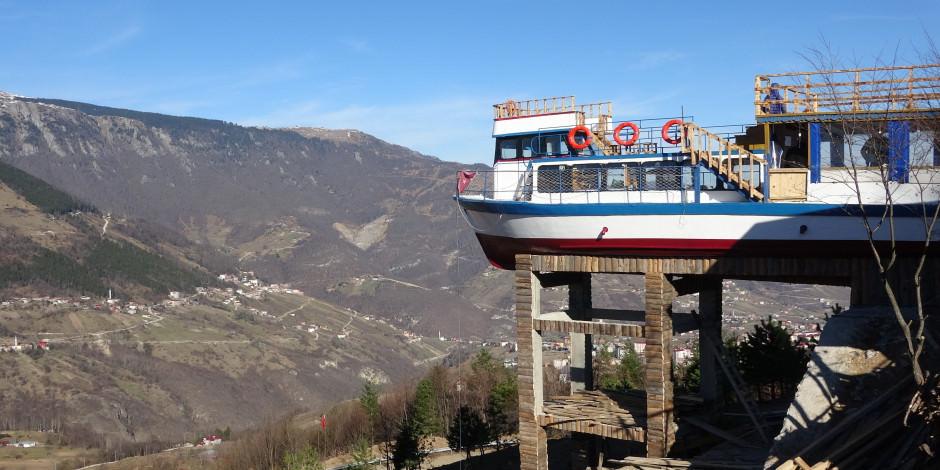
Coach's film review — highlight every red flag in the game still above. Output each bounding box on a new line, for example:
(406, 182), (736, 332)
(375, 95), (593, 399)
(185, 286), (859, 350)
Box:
(320, 414), (326, 430)
(457, 171), (477, 193)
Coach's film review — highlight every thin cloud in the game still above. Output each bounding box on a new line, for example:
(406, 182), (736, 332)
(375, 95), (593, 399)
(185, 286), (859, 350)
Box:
(241, 96), (496, 163)
(79, 25), (141, 56)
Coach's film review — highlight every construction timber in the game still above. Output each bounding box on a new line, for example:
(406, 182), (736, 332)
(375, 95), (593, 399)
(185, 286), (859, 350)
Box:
(513, 253), (940, 470)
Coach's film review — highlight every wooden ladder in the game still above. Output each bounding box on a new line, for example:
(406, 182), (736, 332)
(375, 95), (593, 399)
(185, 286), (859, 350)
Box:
(681, 122), (766, 201)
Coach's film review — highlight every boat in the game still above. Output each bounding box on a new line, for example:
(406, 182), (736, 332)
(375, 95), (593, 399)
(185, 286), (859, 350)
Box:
(455, 64), (940, 269)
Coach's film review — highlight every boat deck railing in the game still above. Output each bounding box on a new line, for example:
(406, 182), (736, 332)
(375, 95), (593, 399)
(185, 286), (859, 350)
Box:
(590, 121), (750, 157)
(494, 96), (613, 120)
(755, 63), (940, 119)
(456, 162), (762, 203)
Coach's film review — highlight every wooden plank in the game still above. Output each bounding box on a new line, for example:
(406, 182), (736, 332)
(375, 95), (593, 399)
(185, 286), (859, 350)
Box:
(606, 456), (692, 468)
(533, 318), (644, 338)
(539, 416), (645, 442)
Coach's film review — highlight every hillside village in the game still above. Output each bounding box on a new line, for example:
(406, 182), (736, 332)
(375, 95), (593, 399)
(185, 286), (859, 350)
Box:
(0, 274), (838, 379)
(0, 270), (496, 356)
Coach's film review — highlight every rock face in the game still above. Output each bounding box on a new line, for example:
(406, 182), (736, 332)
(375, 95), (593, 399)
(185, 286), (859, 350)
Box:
(0, 93), (503, 338)
(766, 307), (913, 467)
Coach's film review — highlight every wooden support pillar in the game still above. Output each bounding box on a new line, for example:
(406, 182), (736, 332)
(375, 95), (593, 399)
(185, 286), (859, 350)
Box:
(516, 255), (547, 470)
(850, 260), (884, 307)
(569, 274), (593, 393)
(644, 272), (676, 458)
(698, 278), (723, 407)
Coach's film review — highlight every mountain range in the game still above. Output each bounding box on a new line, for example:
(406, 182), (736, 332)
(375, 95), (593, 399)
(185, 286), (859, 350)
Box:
(0, 91), (508, 340)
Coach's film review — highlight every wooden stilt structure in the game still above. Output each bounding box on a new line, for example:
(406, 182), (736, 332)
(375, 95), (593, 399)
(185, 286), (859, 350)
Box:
(513, 253), (940, 470)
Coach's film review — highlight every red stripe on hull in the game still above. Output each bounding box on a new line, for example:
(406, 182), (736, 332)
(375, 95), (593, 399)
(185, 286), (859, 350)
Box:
(475, 234), (932, 270)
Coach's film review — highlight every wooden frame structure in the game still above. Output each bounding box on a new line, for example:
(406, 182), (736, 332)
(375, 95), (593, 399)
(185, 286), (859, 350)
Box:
(514, 252), (936, 470)
(754, 63), (940, 121)
(493, 96), (613, 120)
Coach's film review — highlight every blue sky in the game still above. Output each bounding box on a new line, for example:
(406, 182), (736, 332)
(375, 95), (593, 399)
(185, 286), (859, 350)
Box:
(1, 1), (938, 164)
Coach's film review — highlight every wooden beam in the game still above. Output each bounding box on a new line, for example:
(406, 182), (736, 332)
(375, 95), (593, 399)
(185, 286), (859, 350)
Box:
(534, 318), (644, 338)
(529, 254), (866, 281)
(644, 272), (675, 458)
(607, 456), (691, 468)
(538, 415), (645, 442)
(515, 254), (548, 470)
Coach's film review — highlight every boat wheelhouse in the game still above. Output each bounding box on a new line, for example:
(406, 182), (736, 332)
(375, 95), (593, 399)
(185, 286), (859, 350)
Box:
(456, 65), (940, 269)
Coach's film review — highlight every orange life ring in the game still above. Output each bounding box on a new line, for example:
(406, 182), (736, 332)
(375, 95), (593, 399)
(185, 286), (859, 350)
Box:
(661, 119), (683, 145)
(613, 122), (639, 146)
(567, 126), (592, 151)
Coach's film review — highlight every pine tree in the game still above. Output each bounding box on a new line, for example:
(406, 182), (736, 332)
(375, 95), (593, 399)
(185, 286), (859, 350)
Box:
(484, 376), (517, 451)
(617, 342), (645, 390)
(738, 316), (809, 400)
(412, 378), (441, 438)
(391, 414), (425, 470)
(360, 381), (380, 438)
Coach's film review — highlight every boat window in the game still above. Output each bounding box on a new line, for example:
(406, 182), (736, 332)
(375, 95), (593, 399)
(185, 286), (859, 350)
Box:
(699, 167), (719, 190)
(571, 165), (603, 191)
(537, 165), (569, 192)
(497, 138), (518, 159)
(539, 134), (569, 156)
(678, 161), (722, 190)
(536, 161), (732, 193)
(606, 166), (625, 189)
(522, 137), (536, 158)
(641, 161), (682, 190)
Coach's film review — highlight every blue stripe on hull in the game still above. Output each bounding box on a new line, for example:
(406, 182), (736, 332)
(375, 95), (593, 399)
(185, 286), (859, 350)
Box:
(456, 198), (933, 218)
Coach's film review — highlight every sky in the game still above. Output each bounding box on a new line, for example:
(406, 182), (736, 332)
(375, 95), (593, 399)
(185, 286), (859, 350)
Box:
(1, 0), (938, 164)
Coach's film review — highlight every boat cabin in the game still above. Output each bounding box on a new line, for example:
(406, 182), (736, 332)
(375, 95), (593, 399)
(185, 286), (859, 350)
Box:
(463, 64), (940, 207)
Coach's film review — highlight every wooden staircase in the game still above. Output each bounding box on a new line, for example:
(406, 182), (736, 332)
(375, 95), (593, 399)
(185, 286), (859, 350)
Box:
(681, 122), (767, 201)
(591, 129), (616, 155)
(576, 111), (617, 155)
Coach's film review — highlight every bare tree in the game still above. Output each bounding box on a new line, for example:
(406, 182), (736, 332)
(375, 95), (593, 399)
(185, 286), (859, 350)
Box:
(784, 37), (940, 416)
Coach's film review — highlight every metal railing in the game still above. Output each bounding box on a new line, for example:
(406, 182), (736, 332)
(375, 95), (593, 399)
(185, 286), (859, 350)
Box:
(535, 165), (691, 193)
(579, 119), (754, 158)
(755, 63), (940, 117)
(456, 164), (745, 203)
